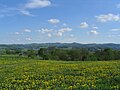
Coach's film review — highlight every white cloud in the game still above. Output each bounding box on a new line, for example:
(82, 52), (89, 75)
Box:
(24, 29), (31, 32)
(21, 0), (52, 16)
(48, 19), (60, 24)
(20, 10), (33, 16)
(58, 27), (72, 32)
(95, 13), (120, 22)
(89, 30), (98, 35)
(26, 37), (32, 41)
(25, 0), (51, 9)
(80, 22), (89, 28)
(56, 32), (63, 37)
(111, 28), (120, 31)
(92, 27), (98, 30)
(0, 0), (52, 17)
(15, 32), (20, 35)
(47, 33), (52, 37)
(38, 27), (72, 37)
(63, 23), (67, 26)
(88, 26), (99, 35)
(38, 28), (53, 33)
(55, 27), (72, 37)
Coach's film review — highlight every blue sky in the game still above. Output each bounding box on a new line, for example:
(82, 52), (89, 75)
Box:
(1, 0), (120, 44)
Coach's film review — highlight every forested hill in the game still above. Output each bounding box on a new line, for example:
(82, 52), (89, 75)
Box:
(0, 43), (120, 50)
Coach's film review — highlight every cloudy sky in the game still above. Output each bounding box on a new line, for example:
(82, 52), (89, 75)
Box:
(0, 0), (120, 44)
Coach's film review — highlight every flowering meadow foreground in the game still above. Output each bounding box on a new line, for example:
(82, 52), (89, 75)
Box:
(0, 56), (120, 90)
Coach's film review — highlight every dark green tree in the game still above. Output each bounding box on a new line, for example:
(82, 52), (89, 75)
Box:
(27, 50), (36, 59)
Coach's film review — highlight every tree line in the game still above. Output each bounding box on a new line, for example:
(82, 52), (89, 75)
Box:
(3, 47), (120, 61)
(37, 47), (120, 61)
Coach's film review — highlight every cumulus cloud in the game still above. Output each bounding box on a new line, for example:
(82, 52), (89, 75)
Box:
(95, 13), (120, 22)
(88, 26), (99, 35)
(56, 32), (63, 37)
(38, 27), (72, 37)
(47, 33), (52, 37)
(89, 30), (98, 35)
(48, 19), (60, 24)
(38, 28), (53, 33)
(80, 22), (89, 28)
(25, 0), (51, 9)
(92, 27), (98, 30)
(24, 29), (31, 32)
(56, 27), (72, 37)
(58, 27), (72, 32)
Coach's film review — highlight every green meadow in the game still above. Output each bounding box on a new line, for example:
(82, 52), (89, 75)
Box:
(0, 56), (120, 90)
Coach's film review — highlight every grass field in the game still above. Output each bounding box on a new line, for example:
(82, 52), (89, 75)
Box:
(0, 56), (120, 90)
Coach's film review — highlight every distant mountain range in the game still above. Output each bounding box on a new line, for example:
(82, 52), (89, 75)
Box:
(0, 43), (120, 50)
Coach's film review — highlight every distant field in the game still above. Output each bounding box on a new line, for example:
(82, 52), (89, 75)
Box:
(0, 56), (120, 90)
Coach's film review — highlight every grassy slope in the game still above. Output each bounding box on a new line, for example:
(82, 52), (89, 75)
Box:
(0, 56), (120, 90)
